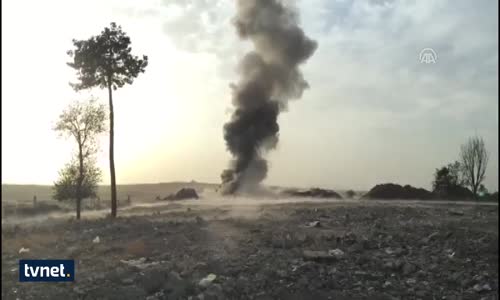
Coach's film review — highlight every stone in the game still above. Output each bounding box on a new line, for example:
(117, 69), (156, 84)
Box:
(402, 263), (417, 275)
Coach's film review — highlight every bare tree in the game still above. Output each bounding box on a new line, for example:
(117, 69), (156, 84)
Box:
(459, 135), (489, 199)
(54, 98), (107, 219)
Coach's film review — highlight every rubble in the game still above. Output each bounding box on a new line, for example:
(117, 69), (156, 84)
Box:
(120, 257), (162, 270)
(2, 201), (497, 299)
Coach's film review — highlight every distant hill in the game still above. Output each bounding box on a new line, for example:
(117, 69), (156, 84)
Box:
(1, 182), (219, 203)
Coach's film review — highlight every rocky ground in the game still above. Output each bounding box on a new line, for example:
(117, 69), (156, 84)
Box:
(2, 200), (498, 300)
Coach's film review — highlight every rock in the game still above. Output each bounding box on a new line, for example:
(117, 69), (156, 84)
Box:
(402, 263), (417, 275)
(328, 249), (345, 258)
(199, 274), (217, 288)
(120, 257), (161, 270)
(146, 290), (165, 300)
(305, 221), (321, 228)
(473, 283), (492, 293)
(449, 210), (464, 216)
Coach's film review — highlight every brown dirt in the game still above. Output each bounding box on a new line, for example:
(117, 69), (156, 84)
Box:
(2, 200), (498, 300)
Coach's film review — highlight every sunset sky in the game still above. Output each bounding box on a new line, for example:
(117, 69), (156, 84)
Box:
(2, 0), (498, 191)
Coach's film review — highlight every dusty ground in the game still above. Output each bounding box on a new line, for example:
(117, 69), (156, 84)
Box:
(2, 199), (498, 300)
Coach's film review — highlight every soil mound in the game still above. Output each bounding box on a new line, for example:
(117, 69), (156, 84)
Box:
(363, 183), (433, 200)
(163, 188), (199, 201)
(283, 188), (343, 199)
(436, 185), (474, 200)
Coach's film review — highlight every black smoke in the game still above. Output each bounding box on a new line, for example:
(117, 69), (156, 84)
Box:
(221, 0), (318, 194)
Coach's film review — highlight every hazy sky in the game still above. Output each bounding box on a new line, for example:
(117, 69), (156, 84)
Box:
(2, 0), (498, 191)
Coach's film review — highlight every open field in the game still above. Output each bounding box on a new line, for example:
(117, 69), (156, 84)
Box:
(2, 195), (498, 300)
(1, 182), (220, 204)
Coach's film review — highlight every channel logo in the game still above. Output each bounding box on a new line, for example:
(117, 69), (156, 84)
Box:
(19, 260), (75, 282)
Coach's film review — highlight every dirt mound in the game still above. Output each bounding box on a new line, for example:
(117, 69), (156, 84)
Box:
(439, 185), (474, 200)
(363, 183), (433, 200)
(283, 188), (343, 199)
(163, 188), (199, 201)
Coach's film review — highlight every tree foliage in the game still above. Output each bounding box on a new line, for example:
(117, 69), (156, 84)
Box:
(53, 98), (106, 219)
(54, 98), (107, 157)
(53, 159), (101, 201)
(432, 161), (463, 192)
(67, 22), (148, 91)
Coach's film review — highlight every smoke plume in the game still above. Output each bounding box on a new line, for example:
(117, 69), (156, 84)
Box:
(221, 0), (318, 194)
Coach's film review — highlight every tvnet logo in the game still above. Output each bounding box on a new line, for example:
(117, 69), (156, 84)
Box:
(19, 260), (75, 282)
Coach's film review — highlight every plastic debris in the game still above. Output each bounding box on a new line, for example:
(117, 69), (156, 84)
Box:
(199, 273), (217, 287)
(19, 247), (30, 254)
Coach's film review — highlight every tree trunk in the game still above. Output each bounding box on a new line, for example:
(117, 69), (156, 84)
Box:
(76, 198), (81, 220)
(77, 140), (84, 220)
(473, 184), (479, 200)
(108, 80), (118, 218)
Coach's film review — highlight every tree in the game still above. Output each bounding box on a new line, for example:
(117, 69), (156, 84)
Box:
(432, 161), (474, 200)
(67, 22), (148, 218)
(432, 161), (462, 192)
(459, 135), (489, 199)
(54, 99), (106, 219)
(54, 159), (102, 218)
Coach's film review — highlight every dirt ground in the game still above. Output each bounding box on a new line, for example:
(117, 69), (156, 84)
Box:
(2, 199), (498, 300)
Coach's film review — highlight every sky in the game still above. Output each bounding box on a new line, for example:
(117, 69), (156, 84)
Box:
(1, 0), (498, 191)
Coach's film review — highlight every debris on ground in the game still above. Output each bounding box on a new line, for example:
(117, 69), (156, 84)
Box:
(328, 248), (345, 258)
(473, 283), (492, 293)
(449, 209), (465, 216)
(1, 201), (497, 299)
(92, 236), (100, 243)
(305, 221), (321, 228)
(18, 247), (30, 254)
(199, 274), (217, 288)
(120, 257), (162, 270)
